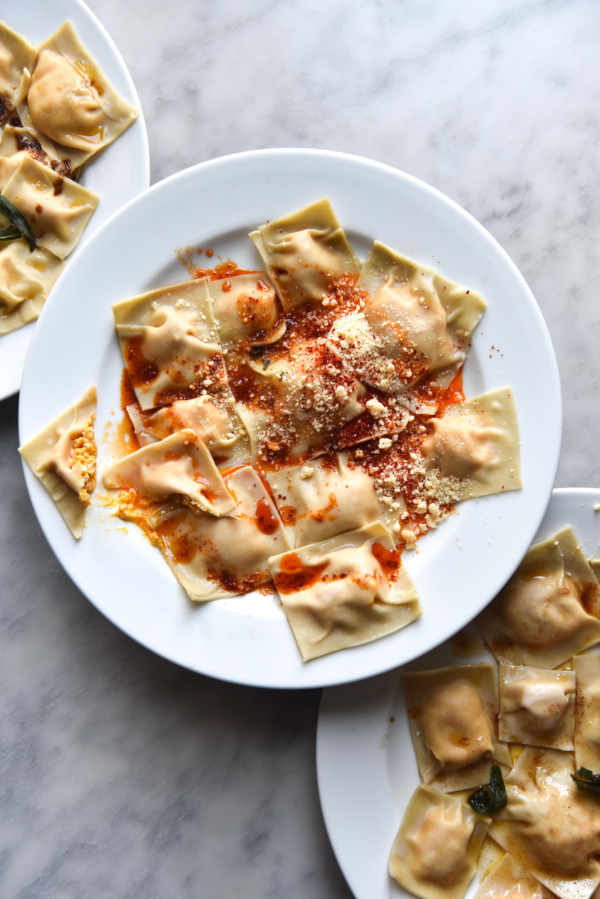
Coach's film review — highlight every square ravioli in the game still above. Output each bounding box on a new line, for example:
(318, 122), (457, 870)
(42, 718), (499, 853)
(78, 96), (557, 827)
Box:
(498, 661), (576, 750)
(389, 784), (490, 899)
(19, 386), (97, 539)
(115, 465), (290, 602)
(266, 452), (401, 548)
(112, 279), (229, 411)
(359, 241), (487, 388)
(478, 526), (600, 668)
(27, 21), (138, 162)
(0, 240), (63, 335)
(403, 664), (512, 792)
(249, 198), (358, 310)
(490, 747), (600, 899)
(421, 387), (522, 499)
(473, 853), (556, 899)
(206, 272), (284, 346)
(574, 652), (600, 773)
(1, 154), (98, 259)
(0, 21), (35, 119)
(268, 521), (421, 661)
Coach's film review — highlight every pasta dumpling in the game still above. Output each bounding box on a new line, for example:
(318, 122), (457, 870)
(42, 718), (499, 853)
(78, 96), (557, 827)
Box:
(389, 785), (490, 899)
(478, 526), (600, 668)
(102, 429), (236, 517)
(403, 663), (511, 791)
(573, 653), (600, 773)
(19, 385), (97, 538)
(207, 272), (283, 345)
(250, 198), (358, 310)
(498, 661), (576, 750)
(490, 747), (600, 899)
(27, 21), (137, 159)
(0, 240), (63, 335)
(269, 521), (421, 661)
(473, 853), (556, 899)
(422, 387), (521, 499)
(0, 21), (35, 120)
(1, 154), (98, 259)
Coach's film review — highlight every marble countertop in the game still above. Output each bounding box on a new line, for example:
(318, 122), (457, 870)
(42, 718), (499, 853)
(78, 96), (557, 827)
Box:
(2, 0), (599, 895)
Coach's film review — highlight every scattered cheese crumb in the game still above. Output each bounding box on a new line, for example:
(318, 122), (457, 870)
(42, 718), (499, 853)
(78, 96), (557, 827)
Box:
(378, 437), (392, 450)
(366, 398), (386, 419)
(300, 465), (315, 480)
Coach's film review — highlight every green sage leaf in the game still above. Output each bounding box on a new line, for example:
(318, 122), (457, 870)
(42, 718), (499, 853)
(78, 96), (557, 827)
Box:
(0, 225), (23, 242)
(0, 195), (36, 251)
(572, 768), (600, 800)
(468, 765), (507, 815)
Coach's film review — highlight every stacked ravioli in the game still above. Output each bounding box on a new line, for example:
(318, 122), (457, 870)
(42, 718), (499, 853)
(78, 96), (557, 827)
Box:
(0, 20), (137, 334)
(21, 199), (522, 662)
(390, 525), (600, 899)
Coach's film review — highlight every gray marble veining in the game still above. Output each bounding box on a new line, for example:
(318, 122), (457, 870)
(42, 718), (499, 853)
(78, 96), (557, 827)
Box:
(2, 0), (600, 895)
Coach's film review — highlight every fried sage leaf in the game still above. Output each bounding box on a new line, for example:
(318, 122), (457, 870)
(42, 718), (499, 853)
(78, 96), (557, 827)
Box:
(0, 196), (36, 251)
(572, 767), (600, 800)
(468, 764), (507, 815)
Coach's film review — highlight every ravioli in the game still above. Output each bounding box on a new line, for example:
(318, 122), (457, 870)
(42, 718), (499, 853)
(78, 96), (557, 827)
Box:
(127, 395), (250, 466)
(389, 784), (490, 899)
(490, 747), (600, 899)
(269, 521), (421, 661)
(359, 241), (486, 386)
(0, 123), (78, 180)
(250, 198), (358, 310)
(1, 154), (98, 259)
(0, 21), (35, 120)
(19, 385), (97, 538)
(112, 279), (227, 411)
(403, 664), (511, 791)
(573, 653), (600, 773)
(118, 465), (290, 601)
(207, 272), (284, 345)
(0, 240), (63, 335)
(27, 21), (137, 160)
(478, 526), (600, 669)
(473, 853), (556, 899)
(266, 452), (400, 547)
(102, 429), (236, 517)
(422, 387), (521, 499)
(498, 661), (576, 750)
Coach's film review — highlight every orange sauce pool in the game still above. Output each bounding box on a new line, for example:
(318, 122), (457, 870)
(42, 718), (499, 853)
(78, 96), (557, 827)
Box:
(273, 553), (328, 594)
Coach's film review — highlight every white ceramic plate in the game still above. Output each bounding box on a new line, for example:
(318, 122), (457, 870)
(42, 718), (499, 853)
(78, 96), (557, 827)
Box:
(316, 488), (600, 898)
(19, 148), (560, 689)
(0, 0), (150, 400)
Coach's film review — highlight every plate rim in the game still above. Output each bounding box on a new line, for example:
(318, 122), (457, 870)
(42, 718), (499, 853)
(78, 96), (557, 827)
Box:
(18, 146), (562, 689)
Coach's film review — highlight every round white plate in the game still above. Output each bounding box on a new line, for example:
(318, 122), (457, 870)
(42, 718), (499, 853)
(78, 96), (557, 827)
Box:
(0, 0), (150, 401)
(19, 148), (560, 689)
(316, 488), (600, 898)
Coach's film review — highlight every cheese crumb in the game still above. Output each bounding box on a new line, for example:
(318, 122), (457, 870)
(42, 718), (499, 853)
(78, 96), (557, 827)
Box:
(366, 398), (386, 419)
(300, 465), (315, 480)
(378, 437), (392, 450)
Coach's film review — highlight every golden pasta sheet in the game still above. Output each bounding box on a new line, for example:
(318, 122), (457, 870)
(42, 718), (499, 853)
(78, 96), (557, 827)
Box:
(127, 395), (250, 467)
(422, 387), (521, 500)
(206, 271), (284, 346)
(250, 198), (358, 310)
(498, 661), (576, 750)
(403, 664), (512, 792)
(27, 21), (137, 161)
(1, 155), (98, 259)
(119, 466), (290, 601)
(266, 452), (401, 548)
(389, 784), (490, 899)
(102, 429), (236, 517)
(112, 279), (227, 411)
(268, 521), (421, 662)
(359, 241), (486, 386)
(0, 21), (35, 116)
(0, 240), (63, 335)
(478, 526), (600, 669)
(490, 747), (600, 899)
(574, 653), (600, 773)
(19, 385), (97, 539)
(473, 853), (556, 899)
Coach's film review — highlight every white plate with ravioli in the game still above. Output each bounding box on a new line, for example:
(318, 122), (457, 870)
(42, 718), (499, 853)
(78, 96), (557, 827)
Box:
(19, 148), (560, 689)
(0, 0), (150, 401)
(316, 488), (600, 898)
